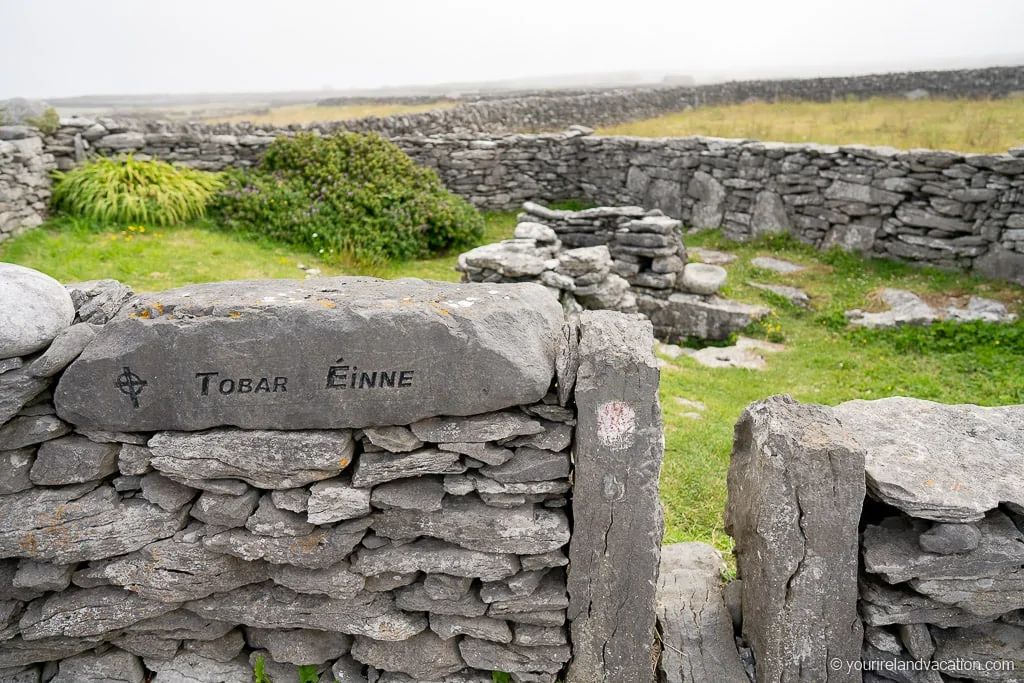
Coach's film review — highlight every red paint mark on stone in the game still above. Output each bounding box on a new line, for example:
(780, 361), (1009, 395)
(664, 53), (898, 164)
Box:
(597, 401), (636, 450)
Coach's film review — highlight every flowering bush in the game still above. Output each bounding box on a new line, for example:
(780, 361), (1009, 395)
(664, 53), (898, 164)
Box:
(210, 132), (484, 264)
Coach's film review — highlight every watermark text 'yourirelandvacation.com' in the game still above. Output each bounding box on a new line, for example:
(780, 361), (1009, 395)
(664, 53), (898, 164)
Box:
(832, 657), (1017, 676)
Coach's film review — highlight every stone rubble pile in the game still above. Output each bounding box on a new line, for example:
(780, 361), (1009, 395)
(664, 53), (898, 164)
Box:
(0, 271), (584, 683)
(846, 289), (1017, 329)
(834, 398), (1024, 682)
(457, 203), (766, 341)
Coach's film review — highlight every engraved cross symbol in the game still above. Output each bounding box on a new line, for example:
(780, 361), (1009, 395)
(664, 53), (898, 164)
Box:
(114, 366), (147, 409)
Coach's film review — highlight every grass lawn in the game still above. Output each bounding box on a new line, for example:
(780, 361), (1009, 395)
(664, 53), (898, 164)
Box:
(2, 216), (1022, 562)
(598, 97), (1024, 153)
(204, 102), (457, 126)
(0, 213), (516, 291)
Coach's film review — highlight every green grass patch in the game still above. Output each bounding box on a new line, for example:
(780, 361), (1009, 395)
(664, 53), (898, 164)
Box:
(661, 229), (1023, 558)
(598, 97), (1024, 153)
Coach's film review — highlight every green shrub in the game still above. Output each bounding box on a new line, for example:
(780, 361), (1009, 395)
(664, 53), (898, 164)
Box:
(51, 155), (224, 226)
(210, 131), (484, 264)
(25, 107), (60, 135)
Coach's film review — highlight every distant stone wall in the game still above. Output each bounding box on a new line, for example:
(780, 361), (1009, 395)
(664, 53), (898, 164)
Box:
(0, 127), (54, 241)
(0, 269), (664, 683)
(2, 64), (1023, 280)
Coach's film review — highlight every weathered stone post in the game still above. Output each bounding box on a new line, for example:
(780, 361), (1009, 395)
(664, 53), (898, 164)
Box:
(725, 395), (865, 683)
(566, 311), (664, 683)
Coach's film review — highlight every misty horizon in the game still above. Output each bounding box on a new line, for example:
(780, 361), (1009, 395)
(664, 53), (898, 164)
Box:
(2, 0), (1024, 101)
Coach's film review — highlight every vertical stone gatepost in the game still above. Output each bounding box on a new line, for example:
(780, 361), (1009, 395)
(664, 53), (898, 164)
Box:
(725, 395), (866, 683)
(566, 310), (664, 683)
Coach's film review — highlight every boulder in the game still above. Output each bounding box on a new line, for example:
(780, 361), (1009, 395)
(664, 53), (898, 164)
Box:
(680, 263), (727, 295)
(636, 293), (769, 342)
(0, 264), (75, 359)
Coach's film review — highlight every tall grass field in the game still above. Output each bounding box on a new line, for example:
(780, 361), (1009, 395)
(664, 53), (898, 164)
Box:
(599, 97), (1024, 152)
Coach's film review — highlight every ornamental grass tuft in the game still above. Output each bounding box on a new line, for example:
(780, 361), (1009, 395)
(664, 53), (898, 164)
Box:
(209, 131), (485, 265)
(51, 155), (224, 227)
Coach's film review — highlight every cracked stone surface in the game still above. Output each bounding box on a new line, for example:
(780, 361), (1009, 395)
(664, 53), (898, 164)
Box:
(833, 397), (1024, 522)
(371, 496), (569, 555)
(351, 448), (463, 488)
(656, 542), (749, 683)
(352, 539), (520, 581)
(410, 412), (544, 444)
(80, 531), (268, 603)
(351, 630), (466, 680)
(0, 484), (186, 563)
(725, 395), (865, 682)
(19, 586), (181, 640)
(203, 517), (370, 569)
(566, 311), (663, 683)
(185, 583), (426, 640)
(149, 429), (355, 490)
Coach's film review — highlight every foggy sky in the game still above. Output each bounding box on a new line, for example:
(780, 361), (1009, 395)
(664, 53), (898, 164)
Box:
(1, 0), (1023, 99)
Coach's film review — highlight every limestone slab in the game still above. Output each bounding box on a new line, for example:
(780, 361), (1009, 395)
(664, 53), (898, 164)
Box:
(19, 586), (180, 639)
(54, 278), (561, 431)
(85, 533), (268, 603)
(656, 542), (749, 683)
(566, 311), (663, 683)
(0, 484), (186, 562)
(834, 397), (1024, 522)
(185, 583), (426, 640)
(149, 428), (354, 490)
(352, 539), (520, 581)
(371, 496), (570, 555)
(725, 395), (865, 683)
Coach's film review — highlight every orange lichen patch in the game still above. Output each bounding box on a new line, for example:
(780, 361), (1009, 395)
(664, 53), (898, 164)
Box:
(229, 312), (241, 318)
(153, 302), (165, 315)
(339, 456), (351, 469)
(138, 309), (151, 319)
(925, 479), (937, 487)
(319, 300), (337, 309)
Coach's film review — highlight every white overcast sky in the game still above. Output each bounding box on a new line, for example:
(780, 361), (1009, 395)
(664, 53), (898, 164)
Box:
(1, 0), (1023, 99)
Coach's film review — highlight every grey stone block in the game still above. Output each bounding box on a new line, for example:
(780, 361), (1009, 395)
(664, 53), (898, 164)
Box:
(566, 311), (663, 683)
(725, 395), (865, 683)
(149, 428), (355, 490)
(54, 279), (561, 431)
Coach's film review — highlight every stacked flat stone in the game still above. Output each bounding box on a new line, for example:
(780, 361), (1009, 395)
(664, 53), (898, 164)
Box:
(457, 203), (767, 341)
(726, 395), (1024, 683)
(0, 275), (581, 683)
(456, 205), (658, 315)
(833, 398), (1024, 682)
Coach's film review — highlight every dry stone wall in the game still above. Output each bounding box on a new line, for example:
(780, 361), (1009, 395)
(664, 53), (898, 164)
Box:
(2, 66), (1023, 280)
(726, 395), (1024, 683)
(0, 266), (665, 683)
